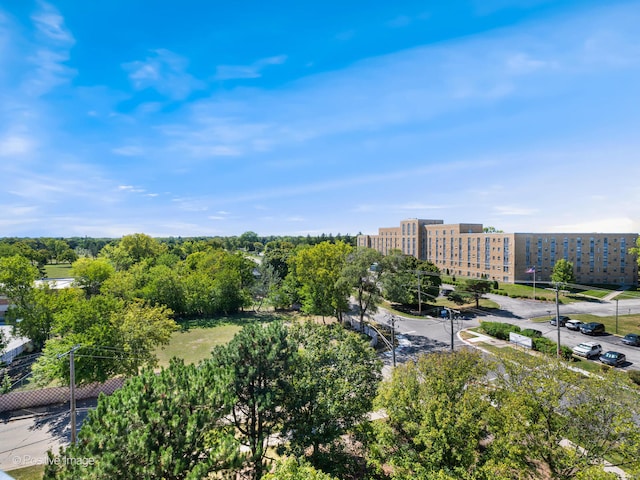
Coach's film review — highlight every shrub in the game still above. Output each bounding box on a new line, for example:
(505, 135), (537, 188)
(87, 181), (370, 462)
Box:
(628, 370), (640, 386)
(521, 329), (542, 338)
(480, 322), (521, 341)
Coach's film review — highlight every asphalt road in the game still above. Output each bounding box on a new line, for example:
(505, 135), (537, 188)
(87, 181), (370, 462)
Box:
(0, 400), (94, 472)
(374, 292), (640, 370)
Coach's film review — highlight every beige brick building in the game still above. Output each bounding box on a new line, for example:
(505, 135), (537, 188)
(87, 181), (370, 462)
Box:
(357, 219), (638, 286)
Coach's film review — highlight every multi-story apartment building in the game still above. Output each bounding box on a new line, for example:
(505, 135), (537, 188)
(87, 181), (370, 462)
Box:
(357, 219), (639, 286)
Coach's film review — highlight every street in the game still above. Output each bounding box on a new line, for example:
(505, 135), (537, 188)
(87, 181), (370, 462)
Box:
(374, 292), (640, 370)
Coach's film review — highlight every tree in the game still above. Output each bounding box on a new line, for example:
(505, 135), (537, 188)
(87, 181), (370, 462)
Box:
(284, 323), (382, 464)
(44, 359), (240, 479)
(141, 264), (186, 317)
(380, 252), (441, 307)
(263, 457), (338, 480)
(209, 322), (294, 480)
(32, 295), (177, 385)
(0, 255), (82, 349)
(487, 351), (640, 479)
(338, 248), (384, 324)
(99, 233), (165, 270)
(456, 279), (492, 309)
(372, 350), (492, 479)
(70, 258), (115, 296)
(551, 259), (576, 289)
(292, 242), (353, 321)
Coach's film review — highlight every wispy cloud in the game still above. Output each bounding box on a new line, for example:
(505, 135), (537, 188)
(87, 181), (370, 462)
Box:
(493, 206), (538, 216)
(123, 49), (205, 100)
(24, 1), (75, 96)
(214, 54), (287, 80)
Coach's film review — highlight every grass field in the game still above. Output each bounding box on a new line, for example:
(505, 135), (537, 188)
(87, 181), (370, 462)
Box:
(7, 465), (45, 480)
(155, 323), (243, 367)
(154, 312), (294, 367)
(42, 263), (73, 278)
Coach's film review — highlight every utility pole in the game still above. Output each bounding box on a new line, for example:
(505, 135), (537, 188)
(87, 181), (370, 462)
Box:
(449, 309), (454, 351)
(555, 284), (561, 358)
(417, 271), (422, 315)
(59, 345), (82, 445)
(390, 315), (396, 368)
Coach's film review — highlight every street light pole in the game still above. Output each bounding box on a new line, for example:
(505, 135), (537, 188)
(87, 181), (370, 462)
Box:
(615, 298), (619, 335)
(449, 308), (454, 351)
(390, 315), (396, 368)
(555, 284), (561, 358)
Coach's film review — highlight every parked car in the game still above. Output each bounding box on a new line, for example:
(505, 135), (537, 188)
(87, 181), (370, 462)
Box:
(580, 322), (605, 335)
(599, 351), (626, 367)
(622, 333), (640, 346)
(550, 315), (570, 326)
(565, 320), (584, 331)
(572, 342), (603, 358)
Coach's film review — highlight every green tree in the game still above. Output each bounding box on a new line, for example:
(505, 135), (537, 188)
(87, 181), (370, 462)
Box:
(44, 359), (239, 479)
(456, 278), (492, 309)
(284, 323), (382, 464)
(70, 258), (115, 296)
(0, 255), (82, 349)
(293, 241), (353, 321)
(551, 259), (576, 289)
(487, 352), (640, 479)
(141, 264), (186, 317)
(380, 252), (441, 307)
(99, 233), (165, 270)
(338, 247), (384, 324)
(210, 321), (294, 480)
(263, 457), (338, 480)
(372, 350), (492, 479)
(33, 296), (177, 385)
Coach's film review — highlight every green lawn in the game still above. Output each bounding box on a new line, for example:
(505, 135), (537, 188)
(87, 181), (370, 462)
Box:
(155, 323), (242, 367)
(154, 312), (291, 367)
(42, 263), (73, 278)
(7, 465), (45, 480)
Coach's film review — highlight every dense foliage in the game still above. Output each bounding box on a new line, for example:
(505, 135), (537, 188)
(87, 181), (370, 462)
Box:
(371, 350), (640, 480)
(44, 322), (381, 480)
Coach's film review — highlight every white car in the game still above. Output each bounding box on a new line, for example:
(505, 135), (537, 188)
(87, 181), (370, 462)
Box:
(572, 342), (602, 359)
(565, 319), (584, 331)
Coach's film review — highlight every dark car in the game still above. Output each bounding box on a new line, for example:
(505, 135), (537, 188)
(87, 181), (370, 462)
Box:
(622, 333), (640, 346)
(550, 316), (570, 326)
(580, 322), (605, 335)
(599, 351), (626, 367)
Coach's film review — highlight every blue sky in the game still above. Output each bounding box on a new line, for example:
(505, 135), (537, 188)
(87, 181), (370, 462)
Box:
(1, 0), (639, 238)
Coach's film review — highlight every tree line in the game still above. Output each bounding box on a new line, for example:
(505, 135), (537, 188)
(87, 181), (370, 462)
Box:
(0, 233), (445, 386)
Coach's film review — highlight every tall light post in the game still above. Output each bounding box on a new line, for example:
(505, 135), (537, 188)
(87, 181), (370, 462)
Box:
(555, 283), (561, 358)
(615, 298), (619, 335)
(440, 307), (455, 351)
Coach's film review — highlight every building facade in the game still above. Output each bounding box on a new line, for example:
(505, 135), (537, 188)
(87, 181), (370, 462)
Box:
(357, 219), (638, 286)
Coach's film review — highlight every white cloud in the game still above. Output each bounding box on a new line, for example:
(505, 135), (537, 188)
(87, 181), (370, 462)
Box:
(0, 134), (33, 156)
(31, 1), (74, 44)
(214, 54), (287, 80)
(112, 146), (144, 156)
(23, 1), (75, 96)
(493, 206), (538, 216)
(123, 49), (205, 100)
